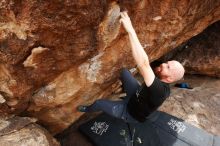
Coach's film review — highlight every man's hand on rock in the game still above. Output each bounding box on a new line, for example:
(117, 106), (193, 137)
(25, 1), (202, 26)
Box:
(120, 11), (135, 34)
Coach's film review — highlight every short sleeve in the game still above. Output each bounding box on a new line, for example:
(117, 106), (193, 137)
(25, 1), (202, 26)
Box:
(147, 77), (170, 107)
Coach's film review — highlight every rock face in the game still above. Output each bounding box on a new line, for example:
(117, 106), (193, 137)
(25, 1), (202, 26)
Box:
(0, 0), (220, 134)
(161, 21), (220, 77)
(0, 116), (60, 146)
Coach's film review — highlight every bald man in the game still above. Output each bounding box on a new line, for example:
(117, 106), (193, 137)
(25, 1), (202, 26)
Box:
(77, 12), (185, 123)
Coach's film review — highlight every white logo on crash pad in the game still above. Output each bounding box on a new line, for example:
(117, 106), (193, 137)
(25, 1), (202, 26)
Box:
(168, 119), (186, 133)
(91, 121), (109, 135)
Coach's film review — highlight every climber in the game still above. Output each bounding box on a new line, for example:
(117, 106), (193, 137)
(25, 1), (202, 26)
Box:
(77, 11), (185, 123)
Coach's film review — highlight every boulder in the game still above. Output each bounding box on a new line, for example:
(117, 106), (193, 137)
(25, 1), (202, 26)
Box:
(160, 21), (220, 77)
(0, 116), (60, 146)
(0, 0), (220, 134)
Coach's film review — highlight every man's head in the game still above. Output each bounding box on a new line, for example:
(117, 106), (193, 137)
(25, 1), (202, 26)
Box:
(154, 60), (185, 83)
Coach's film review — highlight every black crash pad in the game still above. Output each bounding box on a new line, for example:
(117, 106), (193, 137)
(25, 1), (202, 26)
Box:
(79, 111), (220, 146)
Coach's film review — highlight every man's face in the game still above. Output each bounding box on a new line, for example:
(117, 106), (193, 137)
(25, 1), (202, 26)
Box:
(154, 61), (177, 78)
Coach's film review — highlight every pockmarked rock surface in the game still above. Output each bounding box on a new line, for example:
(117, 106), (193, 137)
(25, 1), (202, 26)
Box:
(0, 115), (60, 146)
(0, 0), (220, 134)
(161, 21), (220, 77)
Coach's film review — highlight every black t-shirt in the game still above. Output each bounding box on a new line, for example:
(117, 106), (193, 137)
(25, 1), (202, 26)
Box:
(127, 77), (170, 122)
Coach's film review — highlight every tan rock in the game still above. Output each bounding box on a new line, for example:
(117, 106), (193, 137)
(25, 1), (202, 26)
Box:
(0, 94), (6, 103)
(0, 116), (60, 146)
(23, 47), (49, 68)
(161, 21), (220, 77)
(0, 1), (220, 134)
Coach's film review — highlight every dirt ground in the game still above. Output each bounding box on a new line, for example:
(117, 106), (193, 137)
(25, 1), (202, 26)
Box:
(56, 74), (220, 146)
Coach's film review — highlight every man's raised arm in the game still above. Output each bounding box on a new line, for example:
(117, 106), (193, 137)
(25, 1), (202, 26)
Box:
(120, 12), (155, 87)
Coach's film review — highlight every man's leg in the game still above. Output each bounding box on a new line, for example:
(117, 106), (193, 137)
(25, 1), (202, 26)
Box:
(119, 68), (141, 123)
(78, 99), (124, 118)
(120, 68), (140, 100)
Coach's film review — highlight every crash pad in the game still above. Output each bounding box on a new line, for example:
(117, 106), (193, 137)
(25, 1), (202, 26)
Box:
(79, 111), (220, 146)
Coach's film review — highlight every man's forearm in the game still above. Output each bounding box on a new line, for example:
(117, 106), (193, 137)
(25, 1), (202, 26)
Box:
(128, 30), (150, 68)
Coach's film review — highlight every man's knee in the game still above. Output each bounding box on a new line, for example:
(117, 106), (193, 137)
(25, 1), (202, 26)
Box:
(121, 68), (129, 73)
(120, 68), (130, 78)
(94, 100), (102, 105)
